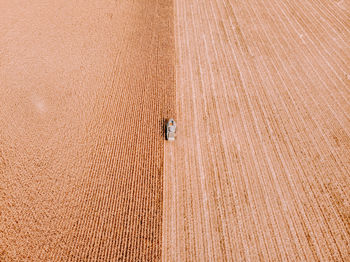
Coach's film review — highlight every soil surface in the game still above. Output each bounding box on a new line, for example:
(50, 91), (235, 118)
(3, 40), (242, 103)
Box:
(0, 0), (174, 261)
(0, 0), (349, 261)
(163, 0), (350, 261)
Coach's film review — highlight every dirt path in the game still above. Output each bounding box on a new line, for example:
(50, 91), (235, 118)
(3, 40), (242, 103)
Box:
(163, 0), (350, 261)
(0, 0), (174, 261)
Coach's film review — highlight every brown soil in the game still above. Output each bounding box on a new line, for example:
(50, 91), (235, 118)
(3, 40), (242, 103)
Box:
(163, 0), (350, 261)
(0, 0), (174, 261)
(1, 0), (349, 261)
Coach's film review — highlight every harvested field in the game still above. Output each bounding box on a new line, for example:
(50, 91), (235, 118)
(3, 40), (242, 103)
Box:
(0, 0), (173, 261)
(163, 0), (350, 261)
(0, 0), (349, 261)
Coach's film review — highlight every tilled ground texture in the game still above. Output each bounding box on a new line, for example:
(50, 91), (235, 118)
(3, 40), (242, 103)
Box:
(0, 0), (174, 261)
(163, 0), (350, 261)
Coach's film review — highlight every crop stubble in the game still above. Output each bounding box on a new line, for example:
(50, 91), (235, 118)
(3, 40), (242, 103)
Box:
(0, 0), (349, 261)
(0, 0), (174, 261)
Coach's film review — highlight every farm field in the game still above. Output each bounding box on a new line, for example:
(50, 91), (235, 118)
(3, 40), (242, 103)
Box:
(163, 0), (349, 261)
(0, 0), (173, 261)
(0, 0), (349, 261)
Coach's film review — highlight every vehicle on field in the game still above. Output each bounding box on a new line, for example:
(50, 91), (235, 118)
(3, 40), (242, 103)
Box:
(166, 119), (176, 141)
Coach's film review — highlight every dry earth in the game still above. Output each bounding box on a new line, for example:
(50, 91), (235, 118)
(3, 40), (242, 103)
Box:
(0, 0), (173, 261)
(163, 0), (350, 261)
(0, 0), (349, 261)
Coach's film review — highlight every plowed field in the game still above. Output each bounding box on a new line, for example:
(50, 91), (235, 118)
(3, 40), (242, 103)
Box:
(0, 0), (349, 261)
(0, 0), (173, 261)
(163, 0), (350, 261)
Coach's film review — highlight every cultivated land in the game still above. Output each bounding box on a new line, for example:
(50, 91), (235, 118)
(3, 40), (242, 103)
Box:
(0, 0), (173, 261)
(163, 0), (349, 261)
(0, 0), (349, 261)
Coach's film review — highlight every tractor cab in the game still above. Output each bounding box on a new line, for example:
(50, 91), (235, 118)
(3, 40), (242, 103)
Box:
(166, 119), (176, 141)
